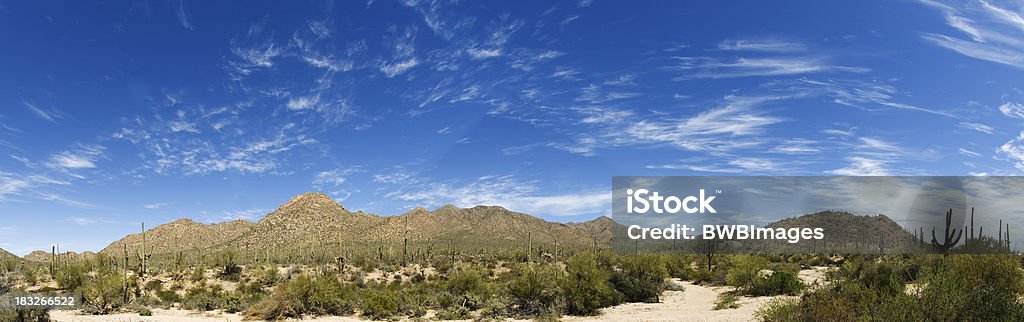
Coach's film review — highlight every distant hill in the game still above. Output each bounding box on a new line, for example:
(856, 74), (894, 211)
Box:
(23, 250), (95, 263)
(0, 248), (17, 260)
(766, 211), (919, 252)
(101, 218), (255, 256)
(96, 192), (611, 259)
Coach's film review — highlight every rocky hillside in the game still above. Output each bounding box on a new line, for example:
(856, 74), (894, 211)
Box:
(364, 204), (599, 250)
(0, 248), (17, 260)
(228, 192), (382, 251)
(23, 250), (95, 263)
(766, 211), (919, 251)
(96, 192), (611, 257)
(100, 219), (255, 256)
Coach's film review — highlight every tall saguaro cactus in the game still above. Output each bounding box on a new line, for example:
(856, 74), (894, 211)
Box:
(932, 208), (963, 255)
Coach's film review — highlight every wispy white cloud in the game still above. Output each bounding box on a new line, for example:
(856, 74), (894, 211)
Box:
(286, 95), (320, 110)
(999, 102), (1024, 119)
(560, 15), (580, 26)
(175, 0), (193, 30)
(920, 0), (1024, 69)
(997, 131), (1024, 171)
(226, 42), (283, 78)
(771, 138), (820, 154)
(46, 145), (105, 171)
(667, 56), (867, 80)
(0, 172), (30, 202)
(144, 202), (170, 210)
(648, 157), (784, 173)
(716, 38), (807, 53)
(959, 121), (996, 134)
(828, 156), (890, 176)
(39, 193), (95, 209)
(307, 20), (331, 39)
(785, 79), (955, 117)
(22, 100), (65, 123)
(554, 95), (786, 156)
(960, 147), (982, 157)
(381, 58), (420, 77)
(67, 216), (100, 225)
(313, 167), (362, 189)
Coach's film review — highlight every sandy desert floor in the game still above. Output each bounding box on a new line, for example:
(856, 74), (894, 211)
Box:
(49, 267), (831, 322)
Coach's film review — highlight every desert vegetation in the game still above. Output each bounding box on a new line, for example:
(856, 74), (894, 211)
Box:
(5, 246), (1024, 321)
(4, 196), (1023, 321)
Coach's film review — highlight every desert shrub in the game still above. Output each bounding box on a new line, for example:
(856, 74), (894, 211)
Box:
(181, 283), (225, 311)
(80, 270), (126, 314)
(244, 274), (354, 320)
(0, 307), (51, 321)
(726, 255), (770, 291)
(559, 254), (621, 315)
(479, 296), (512, 319)
(713, 292), (740, 310)
(442, 265), (492, 310)
(690, 268), (719, 286)
(434, 305), (470, 320)
(143, 279), (163, 292)
(664, 254), (694, 279)
(611, 254), (667, 303)
(750, 271), (804, 296)
(920, 254), (1024, 321)
(359, 288), (400, 320)
(189, 266), (205, 282)
(155, 289), (180, 305)
(755, 298), (800, 322)
(220, 281), (267, 313)
(253, 266), (280, 286)
(410, 273), (426, 283)
(218, 263), (242, 282)
(55, 264), (87, 292)
(21, 268), (38, 285)
(506, 263), (561, 317)
(836, 257), (903, 296)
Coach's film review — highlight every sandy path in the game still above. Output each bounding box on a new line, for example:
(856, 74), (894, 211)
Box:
(564, 278), (794, 322)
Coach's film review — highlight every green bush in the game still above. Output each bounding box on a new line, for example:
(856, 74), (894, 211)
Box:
(713, 292), (740, 310)
(56, 264), (87, 292)
(244, 275), (354, 320)
(920, 254), (1024, 321)
(218, 263), (242, 282)
(726, 255), (769, 291)
(155, 289), (181, 305)
(443, 265), (492, 310)
(690, 268), (719, 285)
(181, 283), (225, 311)
(750, 271), (804, 296)
(359, 288), (400, 320)
(611, 254), (667, 303)
(755, 298), (800, 322)
(80, 270), (126, 314)
(559, 254), (621, 315)
(507, 263), (561, 317)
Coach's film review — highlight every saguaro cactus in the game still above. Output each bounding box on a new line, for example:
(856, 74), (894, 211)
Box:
(932, 208), (963, 255)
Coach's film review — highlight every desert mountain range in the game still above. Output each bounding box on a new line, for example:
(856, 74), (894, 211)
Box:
(7, 193), (924, 261)
(98, 192), (612, 258)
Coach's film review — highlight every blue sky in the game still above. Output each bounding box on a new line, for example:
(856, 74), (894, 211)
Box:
(2, 0), (1024, 255)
